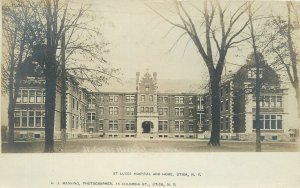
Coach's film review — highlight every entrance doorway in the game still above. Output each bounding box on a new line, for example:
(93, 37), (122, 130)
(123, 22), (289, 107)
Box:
(142, 121), (153, 133)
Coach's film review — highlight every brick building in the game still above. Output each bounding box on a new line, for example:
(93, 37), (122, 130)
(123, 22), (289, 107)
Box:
(203, 53), (290, 141)
(7, 65), (291, 141)
(85, 71), (204, 138)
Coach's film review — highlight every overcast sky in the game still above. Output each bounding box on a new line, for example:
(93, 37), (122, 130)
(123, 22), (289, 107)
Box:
(79, 0), (296, 82)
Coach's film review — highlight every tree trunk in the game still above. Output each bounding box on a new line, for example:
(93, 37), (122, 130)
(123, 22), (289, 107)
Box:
(208, 76), (221, 146)
(8, 96), (15, 145)
(60, 31), (67, 151)
(44, 53), (57, 153)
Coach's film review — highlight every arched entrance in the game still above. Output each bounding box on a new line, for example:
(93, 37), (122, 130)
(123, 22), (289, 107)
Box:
(142, 121), (153, 133)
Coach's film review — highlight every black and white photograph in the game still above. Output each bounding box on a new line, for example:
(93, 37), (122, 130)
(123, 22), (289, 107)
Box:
(1, 0), (300, 187)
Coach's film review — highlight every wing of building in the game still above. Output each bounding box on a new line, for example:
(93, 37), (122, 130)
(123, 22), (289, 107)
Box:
(6, 62), (296, 142)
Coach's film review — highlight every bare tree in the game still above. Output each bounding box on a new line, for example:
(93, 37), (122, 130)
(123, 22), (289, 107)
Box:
(2, 1), (41, 145)
(3, 0), (118, 152)
(263, 1), (300, 117)
(148, 0), (250, 145)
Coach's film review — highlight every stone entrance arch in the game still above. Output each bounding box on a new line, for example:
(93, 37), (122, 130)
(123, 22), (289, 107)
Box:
(136, 117), (158, 134)
(142, 121), (153, 133)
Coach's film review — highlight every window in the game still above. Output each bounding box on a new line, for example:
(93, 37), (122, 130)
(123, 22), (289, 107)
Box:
(248, 68), (263, 78)
(188, 121), (194, 131)
(77, 101), (79, 111)
(159, 121), (168, 131)
(150, 107), (154, 113)
(220, 101), (224, 111)
(253, 114), (283, 130)
(43, 91), (46, 103)
(22, 90), (28, 103)
(99, 119), (104, 130)
(16, 91), (21, 103)
(175, 120), (184, 131)
(99, 107), (104, 115)
(189, 109), (193, 116)
(109, 107), (118, 115)
(145, 107), (149, 112)
(15, 112), (21, 127)
(158, 108), (168, 116)
(71, 115), (75, 128)
(197, 97), (204, 110)
(109, 95), (118, 102)
(87, 112), (96, 123)
(253, 95), (283, 108)
(141, 95), (145, 102)
(145, 86), (149, 92)
(225, 100), (229, 111)
(125, 120), (135, 131)
(22, 111), (27, 127)
(28, 111), (34, 127)
(163, 97), (168, 103)
(109, 120), (118, 130)
(72, 97), (75, 109)
(175, 96), (184, 104)
(188, 97), (193, 104)
(125, 107), (135, 115)
(126, 95), (135, 103)
(175, 108), (184, 116)
(35, 111), (42, 127)
(140, 107), (144, 112)
(276, 96), (282, 107)
(29, 90), (35, 103)
(149, 95), (153, 101)
(99, 95), (104, 102)
(36, 91), (42, 103)
(88, 94), (95, 108)
(158, 97), (163, 102)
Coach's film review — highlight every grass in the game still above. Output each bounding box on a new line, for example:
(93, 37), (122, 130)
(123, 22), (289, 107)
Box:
(2, 138), (299, 153)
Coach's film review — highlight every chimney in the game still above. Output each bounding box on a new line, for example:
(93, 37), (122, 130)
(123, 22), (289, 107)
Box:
(153, 72), (157, 82)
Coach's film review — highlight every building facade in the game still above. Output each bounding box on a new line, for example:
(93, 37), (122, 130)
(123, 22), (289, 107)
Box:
(203, 53), (290, 141)
(8, 65), (292, 141)
(85, 72), (204, 139)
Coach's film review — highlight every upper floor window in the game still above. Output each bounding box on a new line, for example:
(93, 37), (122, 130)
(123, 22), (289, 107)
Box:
(175, 107), (184, 116)
(126, 95), (135, 103)
(175, 96), (184, 104)
(141, 95), (145, 102)
(188, 97), (193, 104)
(145, 86), (149, 92)
(158, 108), (168, 116)
(88, 94), (96, 108)
(189, 109), (193, 116)
(87, 112), (96, 123)
(248, 68), (263, 79)
(149, 95), (153, 101)
(109, 95), (118, 102)
(99, 106), (104, 115)
(125, 107), (135, 115)
(252, 95), (283, 108)
(109, 107), (118, 115)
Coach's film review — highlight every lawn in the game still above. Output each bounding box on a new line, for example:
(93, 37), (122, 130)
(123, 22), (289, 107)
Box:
(2, 138), (299, 153)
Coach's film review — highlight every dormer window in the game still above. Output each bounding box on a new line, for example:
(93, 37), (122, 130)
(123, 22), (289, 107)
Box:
(248, 68), (263, 79)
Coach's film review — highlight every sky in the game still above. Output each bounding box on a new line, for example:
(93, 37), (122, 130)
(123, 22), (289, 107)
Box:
(80, 0), (296, 81)
(71, 0), (300, 127)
